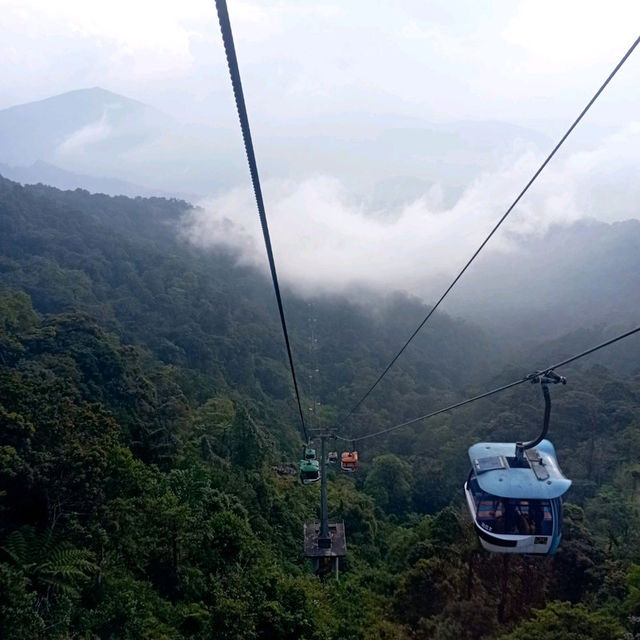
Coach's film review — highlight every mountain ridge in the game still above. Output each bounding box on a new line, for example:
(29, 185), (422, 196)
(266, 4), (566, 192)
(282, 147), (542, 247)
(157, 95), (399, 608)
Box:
(0, 87), (557, 204)
(0, 160), (182, 198)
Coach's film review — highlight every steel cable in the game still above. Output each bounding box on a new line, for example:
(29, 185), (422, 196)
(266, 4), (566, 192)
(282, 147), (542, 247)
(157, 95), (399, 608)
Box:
(337, 325), (640, 443)
(339, 34), (640, 425)
(215, 0), (308, 441)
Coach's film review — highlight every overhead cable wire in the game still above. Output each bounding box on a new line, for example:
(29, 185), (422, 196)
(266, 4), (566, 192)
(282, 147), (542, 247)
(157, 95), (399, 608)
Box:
(215, 0), (308, 442)
(336, 325), (640, 443)
(339, 34), (640, 424)
(336, 379), (527, 443)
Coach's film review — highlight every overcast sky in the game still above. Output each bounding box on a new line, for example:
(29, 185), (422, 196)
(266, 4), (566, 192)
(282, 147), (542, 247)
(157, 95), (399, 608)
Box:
(2, 0), (639, 130)
(2, 0), (639, 300)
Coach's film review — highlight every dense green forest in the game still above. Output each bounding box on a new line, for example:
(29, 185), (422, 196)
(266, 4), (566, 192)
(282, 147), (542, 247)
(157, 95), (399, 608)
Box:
(1, 175), (639, 639)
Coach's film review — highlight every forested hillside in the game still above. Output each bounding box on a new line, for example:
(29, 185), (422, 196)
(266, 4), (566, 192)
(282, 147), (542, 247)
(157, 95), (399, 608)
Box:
(1, 175), (639, 639)
(448, 218), (640, 346)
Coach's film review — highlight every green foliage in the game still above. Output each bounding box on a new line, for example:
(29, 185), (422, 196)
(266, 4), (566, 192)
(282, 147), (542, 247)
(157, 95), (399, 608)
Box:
(549, 504), (603, 603)
(0, 177), (639, 638)
(2, 526), (96, 597)
(363, 454), (414, 518)
(0, 563), (44, 639)
(625, 564), (640, 616)
(0, 526), (96, 638)
(496, 601), (625, 640)
(585, 466), (640, 560)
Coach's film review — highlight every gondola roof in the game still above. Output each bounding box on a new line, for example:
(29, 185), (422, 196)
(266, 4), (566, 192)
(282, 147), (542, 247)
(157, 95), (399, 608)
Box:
(468, 439), (571, 500)
(300, 459), (320, 472)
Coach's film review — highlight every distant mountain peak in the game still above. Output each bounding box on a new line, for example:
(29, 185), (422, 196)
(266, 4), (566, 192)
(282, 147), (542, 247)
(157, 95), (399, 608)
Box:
(0, 87), (175, 167)
(0, 87), (169, 117)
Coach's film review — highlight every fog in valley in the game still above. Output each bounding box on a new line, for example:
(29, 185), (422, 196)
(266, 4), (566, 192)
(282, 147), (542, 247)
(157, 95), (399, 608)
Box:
(1, 3), (640, 639)
(1, 0), (638, 336)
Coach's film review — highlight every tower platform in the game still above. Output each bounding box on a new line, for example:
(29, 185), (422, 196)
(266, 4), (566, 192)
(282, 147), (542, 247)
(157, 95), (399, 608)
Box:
(303, 521), (346, 577)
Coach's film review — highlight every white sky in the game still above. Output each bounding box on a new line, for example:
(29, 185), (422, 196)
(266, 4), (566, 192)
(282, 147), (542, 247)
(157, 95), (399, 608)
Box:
(1, 0), (639, 128)
(1, 0), (639, 299)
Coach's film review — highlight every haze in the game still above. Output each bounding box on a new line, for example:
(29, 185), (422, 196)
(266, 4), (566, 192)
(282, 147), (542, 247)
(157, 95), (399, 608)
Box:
(3, 0), (639, 126)
(1, 0), (639, 304)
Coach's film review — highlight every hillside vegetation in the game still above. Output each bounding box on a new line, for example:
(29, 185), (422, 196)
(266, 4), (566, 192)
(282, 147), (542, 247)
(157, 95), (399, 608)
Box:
(0, 175), (639, 639)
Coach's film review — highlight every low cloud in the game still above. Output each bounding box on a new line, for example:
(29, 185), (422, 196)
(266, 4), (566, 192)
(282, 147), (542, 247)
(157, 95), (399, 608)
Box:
(182, 123), (640, 299)
(56, 109), (113, 155)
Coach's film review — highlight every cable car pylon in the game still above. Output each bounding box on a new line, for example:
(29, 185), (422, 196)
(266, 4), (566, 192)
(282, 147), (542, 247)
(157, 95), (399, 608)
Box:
(303, 429), (346, 578)
(319, 433), (330, 548)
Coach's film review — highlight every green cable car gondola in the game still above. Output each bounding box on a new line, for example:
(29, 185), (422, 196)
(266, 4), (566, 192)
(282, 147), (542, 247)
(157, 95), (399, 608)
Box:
(299, 458), (320, 484)
(299, 445), (320, 484)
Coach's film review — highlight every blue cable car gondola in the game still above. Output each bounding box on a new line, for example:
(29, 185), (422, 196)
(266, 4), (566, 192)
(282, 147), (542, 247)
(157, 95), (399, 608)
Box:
(464, 371), (571, 555)
(464, 439), (570, 554)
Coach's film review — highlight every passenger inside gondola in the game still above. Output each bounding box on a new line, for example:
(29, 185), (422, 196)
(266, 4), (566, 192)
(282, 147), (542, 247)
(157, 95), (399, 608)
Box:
(469, 477), (553, 535)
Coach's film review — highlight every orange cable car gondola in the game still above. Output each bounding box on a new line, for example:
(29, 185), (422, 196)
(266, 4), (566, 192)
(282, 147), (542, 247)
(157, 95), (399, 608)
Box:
(340, 450), (358, 473)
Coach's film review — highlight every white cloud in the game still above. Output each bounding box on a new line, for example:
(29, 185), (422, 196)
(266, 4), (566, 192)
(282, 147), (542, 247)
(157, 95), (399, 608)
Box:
(182, 121), (640, 298)
(31, 0), (207, 57)
(503, 0), (640, 74)
(0, 0), (212, 86)
(229, 0), (344, 41)
(56, 109), (113, 155)
(1, 0), (638, 126)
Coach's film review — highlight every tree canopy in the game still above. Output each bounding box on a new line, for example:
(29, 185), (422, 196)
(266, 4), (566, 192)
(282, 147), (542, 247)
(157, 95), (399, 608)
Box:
(0, 175), (639, 638)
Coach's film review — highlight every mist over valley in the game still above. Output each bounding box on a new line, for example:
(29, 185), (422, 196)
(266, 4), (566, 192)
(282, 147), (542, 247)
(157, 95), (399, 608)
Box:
(1, 87), (638, 348)
(1, 3), (639, 637)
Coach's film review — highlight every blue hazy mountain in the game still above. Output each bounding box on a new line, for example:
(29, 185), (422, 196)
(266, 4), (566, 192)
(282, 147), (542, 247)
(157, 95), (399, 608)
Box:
(0, 88), (241, 196)
(0, 87), (172, 165)
(446, 218), (640, 342)
(0, 160), (179, 198)
(0, 88), (550, 202)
